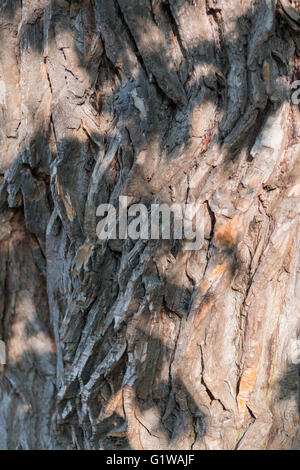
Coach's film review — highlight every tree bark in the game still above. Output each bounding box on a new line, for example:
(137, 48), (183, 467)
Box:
(0, 0), (299, 450)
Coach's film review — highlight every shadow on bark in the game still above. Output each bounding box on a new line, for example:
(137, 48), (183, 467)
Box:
(277, 362), (300, 449)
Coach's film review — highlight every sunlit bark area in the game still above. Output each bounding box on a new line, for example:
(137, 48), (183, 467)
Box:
(0, 0), (299, 449)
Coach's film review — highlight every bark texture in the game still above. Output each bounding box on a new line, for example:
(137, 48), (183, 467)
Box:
(0, 0), (300, 450)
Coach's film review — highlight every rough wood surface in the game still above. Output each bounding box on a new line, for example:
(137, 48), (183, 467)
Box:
(0, 0), (299, 449)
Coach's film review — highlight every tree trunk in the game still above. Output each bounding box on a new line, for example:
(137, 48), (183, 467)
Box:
(0, 0), (299, 450)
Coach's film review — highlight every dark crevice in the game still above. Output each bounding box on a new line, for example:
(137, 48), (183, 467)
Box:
(203, 199), (216, 276)
(114, 0), (150, 79)
(162, 2), (189, 67)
